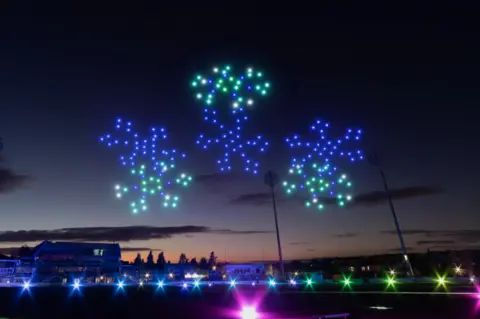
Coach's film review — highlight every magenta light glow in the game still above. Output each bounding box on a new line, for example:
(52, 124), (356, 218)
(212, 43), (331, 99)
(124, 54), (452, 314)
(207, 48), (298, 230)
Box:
(240, 306), (258, 319)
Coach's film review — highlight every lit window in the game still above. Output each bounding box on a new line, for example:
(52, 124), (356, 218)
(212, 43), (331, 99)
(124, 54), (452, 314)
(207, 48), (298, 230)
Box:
(93, 249), (104, 256)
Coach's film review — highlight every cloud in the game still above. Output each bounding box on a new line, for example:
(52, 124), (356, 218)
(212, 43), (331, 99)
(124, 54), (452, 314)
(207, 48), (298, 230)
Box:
(333, 233), (358, 238)
(0, 157), (30, 194)
(229, 186), (444, 207)
(416, 240), (456, 246)
(210, 229), (273, 235)
(121, 247), (162, 252)
(386, 246), (414, 253)
(353, 187), (444, 206)
(0, 225), (272, 243)
(306, 248), (315, 252)
(289, 242), (309, 246)
(381, 229), (480, 245)
(195, 172), (243, 184)
(229, 192), (294, 206)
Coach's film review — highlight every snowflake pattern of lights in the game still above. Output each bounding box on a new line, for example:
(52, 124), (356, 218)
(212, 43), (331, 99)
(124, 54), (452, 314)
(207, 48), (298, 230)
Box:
(99, 118), (192, 214)
(192, 65), (270, 174)
(282, 119), (364, 210)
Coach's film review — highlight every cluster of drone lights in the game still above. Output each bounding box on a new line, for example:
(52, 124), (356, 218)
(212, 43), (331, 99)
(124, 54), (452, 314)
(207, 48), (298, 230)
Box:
(192, 65), (270, 174)
(283, 119), (364, 210)
(99, 118), (192, 213)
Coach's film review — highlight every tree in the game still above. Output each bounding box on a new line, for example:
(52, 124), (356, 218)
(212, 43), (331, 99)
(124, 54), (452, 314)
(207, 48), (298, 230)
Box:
(18, 245), (33, 257)
(179, 253), (188, 264)
(134, 253), (142, 265)
(146, 251), (154, 268)
(200, 257), (208, 269)
(156, 252), (166, 269)
(190, 257), (198, 266)
(208, 251), (217, 267)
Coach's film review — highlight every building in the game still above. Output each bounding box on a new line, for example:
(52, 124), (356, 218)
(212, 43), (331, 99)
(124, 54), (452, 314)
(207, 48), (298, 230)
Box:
(0, 255), (18, 283)
(29, 241), (121, 283)
(224, 264), (266, 281)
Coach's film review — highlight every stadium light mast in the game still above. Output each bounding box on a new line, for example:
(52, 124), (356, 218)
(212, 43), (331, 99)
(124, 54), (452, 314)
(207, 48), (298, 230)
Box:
(264, 170), (285, 279)
(371, 151), (414, 277)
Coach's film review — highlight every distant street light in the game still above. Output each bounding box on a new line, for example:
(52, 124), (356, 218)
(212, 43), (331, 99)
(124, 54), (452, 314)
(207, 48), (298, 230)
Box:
(264, 170), (285, 279)
(370, 150), (414, 277)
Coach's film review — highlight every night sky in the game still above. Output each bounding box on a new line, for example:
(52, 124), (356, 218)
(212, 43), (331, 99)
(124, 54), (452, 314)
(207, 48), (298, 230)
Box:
(1, 3), (479, 262)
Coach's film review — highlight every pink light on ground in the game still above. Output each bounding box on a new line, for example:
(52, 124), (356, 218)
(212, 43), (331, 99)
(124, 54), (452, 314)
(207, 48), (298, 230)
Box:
(240, 306), (258, 319)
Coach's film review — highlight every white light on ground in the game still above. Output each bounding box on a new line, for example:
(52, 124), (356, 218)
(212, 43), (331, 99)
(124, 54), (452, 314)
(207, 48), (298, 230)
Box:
(240, 306), (257, 319)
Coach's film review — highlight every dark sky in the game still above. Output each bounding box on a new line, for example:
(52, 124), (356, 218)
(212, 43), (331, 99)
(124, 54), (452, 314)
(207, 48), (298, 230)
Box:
(1, 2), (479, 261)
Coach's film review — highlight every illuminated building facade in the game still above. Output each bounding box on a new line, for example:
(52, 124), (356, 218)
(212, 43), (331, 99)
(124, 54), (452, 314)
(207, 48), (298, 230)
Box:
(29, 241), (121, 282)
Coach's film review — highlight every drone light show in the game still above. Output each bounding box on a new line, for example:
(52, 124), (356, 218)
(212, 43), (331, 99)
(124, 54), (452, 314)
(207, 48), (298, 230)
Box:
(99, 118), (192, 214)
(192, 65), (270, 174)
(282, 119), (364, 210)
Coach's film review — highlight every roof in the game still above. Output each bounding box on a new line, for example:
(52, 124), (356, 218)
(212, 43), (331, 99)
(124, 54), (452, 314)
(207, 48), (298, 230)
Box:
(32, 240), (121, 256)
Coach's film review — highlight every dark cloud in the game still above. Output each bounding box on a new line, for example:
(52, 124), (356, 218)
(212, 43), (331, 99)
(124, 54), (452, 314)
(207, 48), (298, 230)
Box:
(0, 225), (272, 243)
(353, 187), (444, 206)
(0, 157), (30, 194)
(195, 172), (243, 184)
(229, 186), (444, 207)
(333, 233), (358, 238)
(386, 246), (414, 253)
(289, 242), (309, 246)
(210, 229), (273, 235)
(228, 192), (295, 206)
(381, 229), (480, 245)
(121, 247), (162, 252)
(416, 240), (456, 246)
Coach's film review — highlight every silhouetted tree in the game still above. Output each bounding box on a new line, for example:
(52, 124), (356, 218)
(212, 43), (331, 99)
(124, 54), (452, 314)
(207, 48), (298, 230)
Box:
(146, 251), (154, 268)
(18, 245), (33, 257)
(200, 257), (208, 269)
(179, 253), (188, 264)
(156, 252), (166, 269)
(134, 253), (142, 265)
(190, 257), (198, 266)
(208, 251), (217, 267)
(290, 260), (302, 272)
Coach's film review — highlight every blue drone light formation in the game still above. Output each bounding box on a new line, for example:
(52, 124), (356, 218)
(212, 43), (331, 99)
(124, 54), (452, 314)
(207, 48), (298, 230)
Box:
(192, 65), (270, 174)
(99, 118), (192, 214)
(282, 119), (364, 210)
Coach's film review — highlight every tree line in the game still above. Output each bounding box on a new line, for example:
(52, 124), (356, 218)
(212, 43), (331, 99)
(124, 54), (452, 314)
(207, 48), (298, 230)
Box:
(132, 251), (217, 269)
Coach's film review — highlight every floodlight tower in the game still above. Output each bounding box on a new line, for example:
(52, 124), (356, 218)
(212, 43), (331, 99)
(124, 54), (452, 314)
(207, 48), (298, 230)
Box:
(264, 170), (285, 279)
(371, 151), (414, 277)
